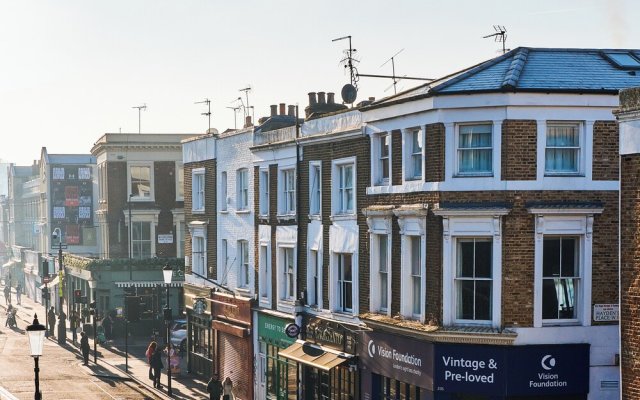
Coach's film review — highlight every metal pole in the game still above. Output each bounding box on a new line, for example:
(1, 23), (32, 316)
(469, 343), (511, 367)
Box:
(93, 314), (97, 364)
(128, 194), (133, 281)
(59, 242), (64, 315)
(166, 284), (172, 396)
(34, 356), (41, 400)
(125, 317), (128, 373)
(44, 282), (48, 337)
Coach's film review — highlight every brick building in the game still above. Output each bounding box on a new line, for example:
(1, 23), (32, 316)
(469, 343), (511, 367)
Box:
(356, 47), (640, 400)
(616, 86), (640, 400)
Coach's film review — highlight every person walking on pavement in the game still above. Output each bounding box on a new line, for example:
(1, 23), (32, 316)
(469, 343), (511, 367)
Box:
(80, 331), (90, 365)
(70, 311), (79, 344)
(145, 341), (157, 382)
(57, 309), (67, 345)
(102, 313), (113, 341)
(222, 376), (234, 400)
(47, 306), (56, 337)
(150, 344), (165, 389)
(207, 373), (223, 400)
(3, 285), (10, 305)
(15, 283), (21, 305)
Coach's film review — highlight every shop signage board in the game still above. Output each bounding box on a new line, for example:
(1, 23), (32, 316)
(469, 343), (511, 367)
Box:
(304, 317), (358, 353)
(360, 330), (434, 390)
(258, 313), (296, 346)
(211, 292), (252, 325)
(434, 344), (506, 396)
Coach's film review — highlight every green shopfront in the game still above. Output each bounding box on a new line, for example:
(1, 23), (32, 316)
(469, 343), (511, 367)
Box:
(256, 312), (297, 399)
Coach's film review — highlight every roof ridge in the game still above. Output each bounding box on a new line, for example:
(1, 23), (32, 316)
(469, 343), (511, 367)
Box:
(501, 48), (529, 90)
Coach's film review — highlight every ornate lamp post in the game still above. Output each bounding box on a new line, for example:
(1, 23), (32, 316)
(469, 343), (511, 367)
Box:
(26, 314), (46, 400)
(162, 264), (173, 396)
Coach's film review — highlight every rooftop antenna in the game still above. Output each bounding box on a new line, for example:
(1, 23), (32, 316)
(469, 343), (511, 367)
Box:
(358, 49), (434, 94)
(226, 106), (241, 130)
(483, 25), (508, 55)
(132, 104), (146, 134)
(332, 35), (360, 104)
(239, 86), (252, 117)
(195, 98), (212, 133)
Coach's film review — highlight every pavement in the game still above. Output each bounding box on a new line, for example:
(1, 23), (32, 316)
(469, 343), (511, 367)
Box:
(0, 286), (209, 400)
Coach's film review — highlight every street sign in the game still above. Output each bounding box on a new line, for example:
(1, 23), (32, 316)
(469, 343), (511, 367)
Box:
(51, 244), (68, 249)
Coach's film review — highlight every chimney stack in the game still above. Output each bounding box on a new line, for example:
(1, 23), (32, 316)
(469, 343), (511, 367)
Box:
(288, 105), (296, 116)
(270, 105), (278, 117)
(279, 103), (286, 115)
(244, 115), (253, 128)
(327, 92), (335, 104)
(317, 91), (326, 104)
(308, 92), (317, 106)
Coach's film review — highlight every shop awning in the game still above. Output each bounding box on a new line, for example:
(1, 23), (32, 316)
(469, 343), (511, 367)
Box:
(115, 281), (184, 288)
(278, 340), (352, 371)
(39, 275), (60, 289)
(2, 260), (17, 270)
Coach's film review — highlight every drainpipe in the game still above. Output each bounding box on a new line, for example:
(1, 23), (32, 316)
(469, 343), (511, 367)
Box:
(295, 105), (303, 306)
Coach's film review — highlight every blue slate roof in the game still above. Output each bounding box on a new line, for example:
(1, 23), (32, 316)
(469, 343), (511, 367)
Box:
(432, 47), (640, 94)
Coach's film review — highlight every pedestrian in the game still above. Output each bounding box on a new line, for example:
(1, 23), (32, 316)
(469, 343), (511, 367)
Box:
(70, 311), (79, 344)
(57, 309), (67, 345)
(145, 341), (157, 382)
(150, 344), (165, 389)
(47, 306), (56, 337)
(80, 331), (90, 365)
(15, 283), (21, 305)
(206, 373), (223, 400)
(3, 285), (10, 304)
(102, 313), (113, 341)
(222, 376), (234, 400)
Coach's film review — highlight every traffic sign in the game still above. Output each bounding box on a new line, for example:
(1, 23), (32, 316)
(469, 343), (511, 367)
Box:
(51, 244), (68, 249)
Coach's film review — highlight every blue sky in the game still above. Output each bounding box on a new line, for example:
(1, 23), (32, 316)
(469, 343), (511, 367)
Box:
(0, 0), (637, 165)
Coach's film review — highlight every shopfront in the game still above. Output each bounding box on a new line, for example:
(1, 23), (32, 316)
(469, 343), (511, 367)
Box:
(256, 312), (297, 399)
(212, 292), (254, 400)
(184, 283), (213, 377)
(360, 330), (435, 400)
(278, 316), (359, 399)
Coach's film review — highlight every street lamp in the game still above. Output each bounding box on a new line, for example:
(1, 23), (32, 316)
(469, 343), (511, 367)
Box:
(162, 264), (173, 396)
(26, 314), (46, 400)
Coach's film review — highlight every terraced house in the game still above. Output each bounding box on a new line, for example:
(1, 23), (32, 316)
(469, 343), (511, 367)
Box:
(357, 47), (639, 400)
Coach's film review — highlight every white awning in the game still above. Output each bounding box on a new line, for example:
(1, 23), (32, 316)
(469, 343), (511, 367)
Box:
(38, 275), (60, 289)
(115, 281), (184, 288)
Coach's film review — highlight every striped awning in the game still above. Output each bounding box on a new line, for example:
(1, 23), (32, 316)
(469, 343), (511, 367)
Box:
(114, 281), (184, 288)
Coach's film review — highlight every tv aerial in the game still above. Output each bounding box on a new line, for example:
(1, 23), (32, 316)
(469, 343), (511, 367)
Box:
(358, 49), (434, 95)
(132, 104), (146, 134)
(239, 86), (252, 117)
(332, 35), (359, 104)
(226, 105), (241, 130)
(483, 25), (508, 54)
(195, 98), (212, 133)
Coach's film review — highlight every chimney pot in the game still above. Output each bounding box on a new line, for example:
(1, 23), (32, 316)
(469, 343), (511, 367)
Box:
(288, 105), (296, 117)
(308, 92), (317, 105)
(270, 105), (277, 117)
(369, 97), (375, 101)
(327, 92), (335, 104)
(317, 92), (326, 104)
(279, 103), (286, 115)
(244, 115), (253, 128)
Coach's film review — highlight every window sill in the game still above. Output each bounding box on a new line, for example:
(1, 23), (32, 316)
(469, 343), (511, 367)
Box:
(330, 214), (356, 222)
(192, 209), (205, 214)
(454, 173), (493, 178)
(308, 215), (322, 221)
(219, 210), (229, 214)
(541, 320), (581, 327)
(277, 214), (296, 222)
(235, 209), (251, 215)
(235, 287), (251, 294)
(543, 173), (584, 177)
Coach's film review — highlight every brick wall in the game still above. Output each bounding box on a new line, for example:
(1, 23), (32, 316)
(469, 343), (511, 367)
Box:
(593, 121), (619, 181)
(391, 130), (403, 185)
(155, 161), (177, 257)
(502, 120), (537, 181)
(425, 123), (445, 183)
(183, 159), (217, 279)
(106, 161), (127, 258)
(620, 154), (640, 398)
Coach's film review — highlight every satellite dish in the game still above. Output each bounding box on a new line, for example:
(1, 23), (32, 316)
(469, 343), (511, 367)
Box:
(341, 84), (357, 104)
(207, 128), (219, 135)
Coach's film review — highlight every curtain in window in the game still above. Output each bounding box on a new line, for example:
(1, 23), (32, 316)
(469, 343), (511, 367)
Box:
(458, 125), (492, 173)
(546, 125), (578, 172)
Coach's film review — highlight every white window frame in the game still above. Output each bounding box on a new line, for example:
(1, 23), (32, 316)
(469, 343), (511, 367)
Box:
(403, 127), (424, 181)
(236, 168), (249, 211)
(128, 162), (154, 201)
(454, 237), (494, 323)
(278, 245), (296, 303)
(435, 208), (507, 328)
(307, 248), (321, 308)
(238, 239), (250, 288)
(309, 161), (322, 217)
(454, 122), (493, 177)
(176, 163), (184, 201)
(220, 238), (228, 282)
(365, 209), (393, 315)
(530, 208), (602, 327)
(220, 171), (228, 212)
(188, 222), (208, 279)
(331, 157), (356, 217)
(335, 253), (354, 313)
(259, 169), (269, 217)
(191, 168), (205, 213)
(124, 209), (160, 259)
(373, 133), (391, 186)
(278, 168), (296, 216)
(259, 243), (271, 303)
(544, 121), (584, 176)
(172, 208), (185, 259)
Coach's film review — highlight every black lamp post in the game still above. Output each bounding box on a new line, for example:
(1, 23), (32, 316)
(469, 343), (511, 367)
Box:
(162, 264), (173, 396)
(26, 314), (46, 400)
